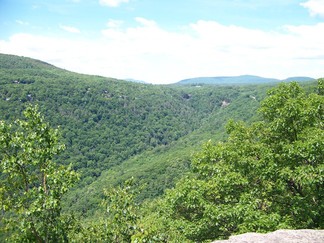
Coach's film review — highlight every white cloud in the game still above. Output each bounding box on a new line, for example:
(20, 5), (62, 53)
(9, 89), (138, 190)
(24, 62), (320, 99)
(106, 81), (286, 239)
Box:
(1, 18), (324, 84)
(59, 25), (81, 33)
(301, 0), (324, 17)
(99, 0), (129, 7)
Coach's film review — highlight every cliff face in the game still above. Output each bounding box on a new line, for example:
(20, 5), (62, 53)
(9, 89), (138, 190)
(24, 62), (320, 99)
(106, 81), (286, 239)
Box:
(213, 229), (324, 243)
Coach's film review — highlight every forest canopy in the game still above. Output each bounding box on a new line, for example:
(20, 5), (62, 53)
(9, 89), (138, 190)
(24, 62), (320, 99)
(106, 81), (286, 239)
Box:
(1, 80), (323, 242)
(0, 54), (323, 242)
(153, 80), (324, 241)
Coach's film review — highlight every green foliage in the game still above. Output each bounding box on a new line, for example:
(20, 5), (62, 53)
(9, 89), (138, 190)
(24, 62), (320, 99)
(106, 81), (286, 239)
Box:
(318, 78), (324, 95)
(101, 178), (140, 242)
(161, 81), (324, 241)
(0, 105), (79, 242)
(71, 178), (141, 242)
(0, 53), (273, 217)
(133, 199), (189, 242)
(1, 54), (322, 242)
(62, 82), (269, 218)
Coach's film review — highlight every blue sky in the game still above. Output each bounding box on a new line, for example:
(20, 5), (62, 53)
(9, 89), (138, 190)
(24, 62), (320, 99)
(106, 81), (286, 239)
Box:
(1, 0), (324, 83)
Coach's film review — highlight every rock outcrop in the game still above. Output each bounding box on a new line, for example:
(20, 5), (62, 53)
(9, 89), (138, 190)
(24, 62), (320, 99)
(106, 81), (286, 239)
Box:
(213, 229), (324, 243)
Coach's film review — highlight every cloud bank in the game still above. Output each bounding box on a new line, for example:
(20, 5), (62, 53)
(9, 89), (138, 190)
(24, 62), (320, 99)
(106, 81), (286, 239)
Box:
(99, 0), (129, 7)
(301, 0), (324, 17)
(1, 18), (323, 83)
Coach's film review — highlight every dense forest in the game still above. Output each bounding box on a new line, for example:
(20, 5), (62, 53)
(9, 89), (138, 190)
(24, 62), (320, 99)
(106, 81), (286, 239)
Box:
(0, 54), (323, 242)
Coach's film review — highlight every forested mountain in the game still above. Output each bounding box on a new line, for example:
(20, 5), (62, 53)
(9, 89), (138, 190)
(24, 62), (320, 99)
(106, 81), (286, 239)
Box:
(282, 76), (316, 82)
(0, 55), (276, 213)
(1, 53), (208, 180)
(0, 53), (276, 216)
(0, 54), (316, 211)
(177, 75), (315, 85)
(1, 54), (321, 242)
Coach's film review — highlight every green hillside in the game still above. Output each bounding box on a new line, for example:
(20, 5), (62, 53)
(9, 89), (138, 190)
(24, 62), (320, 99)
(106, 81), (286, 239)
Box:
(0, 54), (271, 215)
(0, 53), (317, 218)
(1, 54), (210, 180)
(1, 53), (322, 242)
(64, 83), (274, 217)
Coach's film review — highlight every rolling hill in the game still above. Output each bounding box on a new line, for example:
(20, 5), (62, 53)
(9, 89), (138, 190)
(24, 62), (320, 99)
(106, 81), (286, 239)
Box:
(0, 53), (318, 218)
(177, 75), (314, 85)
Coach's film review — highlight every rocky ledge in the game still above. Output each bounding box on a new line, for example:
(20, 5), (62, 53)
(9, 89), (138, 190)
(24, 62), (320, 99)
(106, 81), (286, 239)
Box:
(213, 229), (324, 243)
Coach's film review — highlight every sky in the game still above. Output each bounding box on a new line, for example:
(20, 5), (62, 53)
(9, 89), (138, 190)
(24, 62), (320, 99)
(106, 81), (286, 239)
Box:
(1, 0), (324, 84)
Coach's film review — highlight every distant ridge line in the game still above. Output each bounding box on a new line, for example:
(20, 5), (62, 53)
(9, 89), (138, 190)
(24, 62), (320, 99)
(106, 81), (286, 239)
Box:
(177, 75), (315, 85)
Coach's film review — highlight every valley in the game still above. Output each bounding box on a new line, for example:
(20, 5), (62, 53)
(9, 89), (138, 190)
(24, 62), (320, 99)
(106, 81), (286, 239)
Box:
(0, 53), (322, 242)
(0, 53), (273, 216)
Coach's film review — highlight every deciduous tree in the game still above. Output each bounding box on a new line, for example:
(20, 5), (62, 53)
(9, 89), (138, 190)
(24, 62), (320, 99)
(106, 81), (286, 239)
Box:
(163, 81), (323, 241)
(0, 105), (79, 242)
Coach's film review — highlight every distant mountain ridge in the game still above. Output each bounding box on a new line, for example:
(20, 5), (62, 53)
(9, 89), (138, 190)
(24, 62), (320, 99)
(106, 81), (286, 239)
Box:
(281, 76), (316, 82)
(177, 75), (315, 85)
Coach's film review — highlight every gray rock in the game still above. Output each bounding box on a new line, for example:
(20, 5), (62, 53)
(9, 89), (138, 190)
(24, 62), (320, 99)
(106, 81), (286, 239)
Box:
(212, 229), (324, 243)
